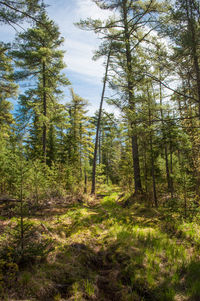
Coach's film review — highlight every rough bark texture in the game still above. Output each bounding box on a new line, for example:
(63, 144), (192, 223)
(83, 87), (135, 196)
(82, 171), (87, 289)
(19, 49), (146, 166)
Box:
(186, 0), (200, 117)
(122, 0), (142, 193)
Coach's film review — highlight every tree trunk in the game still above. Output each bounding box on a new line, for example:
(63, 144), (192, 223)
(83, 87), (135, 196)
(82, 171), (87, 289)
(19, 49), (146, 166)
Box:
(186, 0), (200, 117)
(131, 134), (142, 192)
(106, 153), (109, 185)
(84, 169), (87, 194)
(79, 124), (83, 179)
(147, 85), (158, 207)
(99, 128), (101, 164)
(159, 75), (171, 193)
(42, 61), (47, 163)
(91, 47), (111, 194)
(169, 140), (174, 198)
(20, 165), (24, 262)
(150, 132), (158, 207)
(143, 143), (148, 194)
(164, 145), (171, 191)
(122, 0), (142, 193)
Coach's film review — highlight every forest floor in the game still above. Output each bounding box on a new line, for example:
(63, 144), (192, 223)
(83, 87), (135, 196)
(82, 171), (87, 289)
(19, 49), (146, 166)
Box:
(1, 185), (200, 300)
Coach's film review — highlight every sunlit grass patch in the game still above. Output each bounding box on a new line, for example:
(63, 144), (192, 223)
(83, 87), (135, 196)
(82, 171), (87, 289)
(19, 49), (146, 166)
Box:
(66, 228), (94, 245)
(96, 184), (121, 195)
(69, 279), (97, 301)
(84, 279), (96, 298)
(2, 189), (200, 300)
(102, 192), (119, 203)
(177, 221), (200, 245)
(184, 261), (200, 300)
(99, 220), (189, 300)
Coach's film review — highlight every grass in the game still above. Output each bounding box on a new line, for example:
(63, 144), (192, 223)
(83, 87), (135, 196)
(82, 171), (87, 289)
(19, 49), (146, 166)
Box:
(0, 187), (200, 300)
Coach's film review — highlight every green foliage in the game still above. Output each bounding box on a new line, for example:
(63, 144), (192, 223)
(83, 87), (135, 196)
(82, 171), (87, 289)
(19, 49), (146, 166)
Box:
(1, 219), (53, 265)
(84, 279), (95, 297)
(1, 0), (200, 298)
(0, 0), (42, 22)
(0, 248), (18, 298)
(96, 163), (107, 186)
(12, 11), (70, 162)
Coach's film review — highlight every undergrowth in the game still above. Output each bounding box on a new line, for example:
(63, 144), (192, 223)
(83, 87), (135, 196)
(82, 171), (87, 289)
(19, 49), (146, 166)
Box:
(0, 187), (200, 300)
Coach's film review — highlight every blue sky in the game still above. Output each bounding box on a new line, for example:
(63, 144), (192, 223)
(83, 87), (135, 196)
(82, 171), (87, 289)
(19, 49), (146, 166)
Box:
(0, 0), (117, 115)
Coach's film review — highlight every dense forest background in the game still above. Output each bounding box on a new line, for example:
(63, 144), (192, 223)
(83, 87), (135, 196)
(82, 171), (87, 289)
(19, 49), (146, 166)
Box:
(1, 0), (200, 300)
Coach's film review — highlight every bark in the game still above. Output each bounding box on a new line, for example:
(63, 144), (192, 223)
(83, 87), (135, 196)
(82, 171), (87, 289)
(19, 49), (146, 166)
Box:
(147, 85), (158, 207)
(20, 167), (24, 260)
(99, 128), (101, 164)
(143, 143), (148, 194)
(164, 145), (171, 190)
(186, 0), (200, 117)
(184, 175), (187, 218)
(150, 132), (158, 207)
(122, 0), (142, 193)
(131, 134), (142, 192)
(84, 169), (87, 194)
(79, 124), (82, 179)
(169, 140), (174, 198)
(91, 48), (111, 194)
(42, 61), (47, 163)
(159, 73), (171, 194)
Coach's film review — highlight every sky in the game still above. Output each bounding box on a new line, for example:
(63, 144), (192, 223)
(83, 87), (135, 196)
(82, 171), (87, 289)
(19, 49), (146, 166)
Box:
(0, 0), (117, 116)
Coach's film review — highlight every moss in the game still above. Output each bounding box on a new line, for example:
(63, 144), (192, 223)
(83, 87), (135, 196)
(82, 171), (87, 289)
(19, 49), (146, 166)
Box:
(1, 190), (200, 300)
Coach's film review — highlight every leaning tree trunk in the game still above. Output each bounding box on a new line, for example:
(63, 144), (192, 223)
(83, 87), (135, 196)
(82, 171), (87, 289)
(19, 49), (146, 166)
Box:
(91, 48), (111, 194)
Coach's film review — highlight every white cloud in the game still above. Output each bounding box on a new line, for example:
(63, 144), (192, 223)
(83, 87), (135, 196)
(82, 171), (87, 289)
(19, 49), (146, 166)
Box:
(76, 0), (111, 20)
(64, 38), (105, 81)
(46, 0), (112, 81)
(0, 0), (113, 114)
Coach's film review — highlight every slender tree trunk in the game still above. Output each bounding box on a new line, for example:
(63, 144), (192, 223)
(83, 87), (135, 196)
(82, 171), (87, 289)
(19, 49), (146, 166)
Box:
(186, 0), (200, 117)
(159, 75), (171, 193)
(147, 85), (158, 207)
(122, 0), (142, 193)
(68, 107), (72, 161)
(42, 61), (47, 163)
(80, 124), (82, 179)
(84, 168), (87, 194)
(169, 140), (174, 198)
(91, 48), (111, 194)
(150, 132), (158, 207)
(20, 165), (24, 261)
(131, 134), (142, 192)
(99, 128), (101, 165)
(164, 145), (171, 190)
(143, 142), (148, 194)
(184, 174), (187, 218)
(106, 152), (109, 185)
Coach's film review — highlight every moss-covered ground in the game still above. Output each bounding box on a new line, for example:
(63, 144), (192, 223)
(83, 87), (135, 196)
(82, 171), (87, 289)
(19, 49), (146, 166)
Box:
(1, 186), (200, 300)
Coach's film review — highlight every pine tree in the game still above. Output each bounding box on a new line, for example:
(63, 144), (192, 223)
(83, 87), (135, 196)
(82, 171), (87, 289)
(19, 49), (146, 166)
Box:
(77, 0), (166, 194)
(0, 42), (17, 138)
(65, 89), (93, 187)
(0, 0), (42, 26)
(12, 11), (70, 162)
(160, 0), (200, 198)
